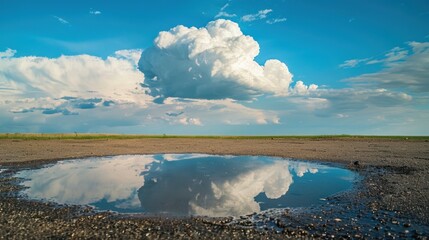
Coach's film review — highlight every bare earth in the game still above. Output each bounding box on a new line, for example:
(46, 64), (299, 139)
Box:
(1, 138), (429, 238)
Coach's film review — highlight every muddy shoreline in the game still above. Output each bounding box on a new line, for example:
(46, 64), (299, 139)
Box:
(1, 138), (428, 238)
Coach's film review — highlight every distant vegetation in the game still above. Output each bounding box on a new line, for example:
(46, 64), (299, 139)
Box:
(0, 133), (428, 141)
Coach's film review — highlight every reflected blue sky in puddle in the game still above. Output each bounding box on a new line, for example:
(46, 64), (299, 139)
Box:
(15, 154), (356, 217)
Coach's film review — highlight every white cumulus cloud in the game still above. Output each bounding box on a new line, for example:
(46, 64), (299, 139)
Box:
(139, 19), (298, 101)
(290, 80), (318, 95)
(178, 117), (203, 126)
(0, 49), (145, 103)
(0, 50), (279, 132)
(0, 47), (282, 133)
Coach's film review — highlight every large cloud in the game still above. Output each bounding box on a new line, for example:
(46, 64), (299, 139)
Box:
(0, 47), (280, 133)
(138, 19), (298, 101)
(0, 49), (145, 103)
(0, 49), (153, 120)
(1, 30), (427, 135)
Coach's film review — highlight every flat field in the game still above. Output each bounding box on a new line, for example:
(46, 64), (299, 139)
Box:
(1, 136), (428, 238)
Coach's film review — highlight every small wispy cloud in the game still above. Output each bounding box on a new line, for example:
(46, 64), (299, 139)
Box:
(89, 10), (102, 15)
(366, 47), (408, 64)
(216, 12), (237, 18)
(340, 46), (410, 68)
(336, 113), (349, 119)
(241, 9), (272, 22)
(53, 16), (69, 24)
(339, 58), (369, 68)
(346, 41), (429, 93)
(220, 3), (229, 12)
(0, 48), (17, 58)
(266, 18), (287, 24)
(215, 3), (236, 18)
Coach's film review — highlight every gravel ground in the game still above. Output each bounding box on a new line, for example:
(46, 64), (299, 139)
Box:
(1, 138), (428, 239)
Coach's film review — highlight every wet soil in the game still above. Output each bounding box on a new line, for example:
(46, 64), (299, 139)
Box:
(1, 138), (428, 239)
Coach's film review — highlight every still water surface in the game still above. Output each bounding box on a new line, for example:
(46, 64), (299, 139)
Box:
(16, 154), (356, 217)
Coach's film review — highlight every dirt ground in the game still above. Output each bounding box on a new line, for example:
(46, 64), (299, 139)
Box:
(1, 138), (428, 238)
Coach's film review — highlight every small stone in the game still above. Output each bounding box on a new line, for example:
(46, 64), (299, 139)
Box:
(334, 218), (342, 222)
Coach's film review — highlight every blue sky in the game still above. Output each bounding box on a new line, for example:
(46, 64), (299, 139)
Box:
(1, 0), (428, 135)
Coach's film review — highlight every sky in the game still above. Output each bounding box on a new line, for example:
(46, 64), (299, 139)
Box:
(1, 0), (428, 135)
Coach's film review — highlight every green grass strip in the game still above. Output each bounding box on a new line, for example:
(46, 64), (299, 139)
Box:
(0, 133), (428, 141)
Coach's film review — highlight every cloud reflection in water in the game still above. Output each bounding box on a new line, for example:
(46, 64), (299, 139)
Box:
(16, 154), (353, 217)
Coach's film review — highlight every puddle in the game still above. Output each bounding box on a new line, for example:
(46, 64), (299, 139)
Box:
(15, 154), (356, 217)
